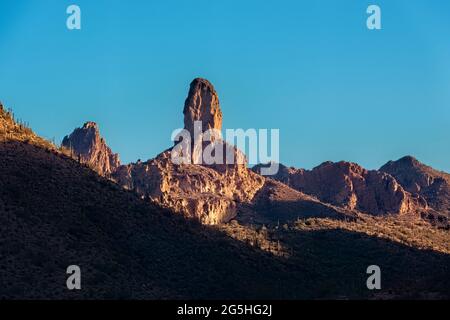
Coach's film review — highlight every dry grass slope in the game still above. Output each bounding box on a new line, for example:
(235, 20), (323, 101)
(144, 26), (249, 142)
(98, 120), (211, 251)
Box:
(0, 104), (55, 150)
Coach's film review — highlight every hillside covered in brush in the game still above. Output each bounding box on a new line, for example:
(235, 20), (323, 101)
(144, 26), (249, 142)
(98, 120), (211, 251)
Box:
(0, 103), (54, 150)
(1, 139), (449, 299)
(1, 95), (449, 299)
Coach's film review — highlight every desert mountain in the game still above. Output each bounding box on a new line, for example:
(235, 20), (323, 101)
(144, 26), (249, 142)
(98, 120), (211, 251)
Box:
(2, 138), (449, 299)
(0, 104), (349, 299)
(112, 78), (265, 224)
(1, 92), (449, 299)
(380, 156), (450, 225)
(0, 139), (312, 299)
(62, 122), (120, 176)
(62, 80), (447, 228)
(253, 160), (428, 217)
(87, 79), (358, 225)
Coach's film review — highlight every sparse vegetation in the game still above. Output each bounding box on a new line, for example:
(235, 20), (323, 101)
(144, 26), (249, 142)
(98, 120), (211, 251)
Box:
(219, 221), (289, 257)
(0, 104), (449, 299)
(292, 215), (450, 254)
(220, 217), (450, 299)
(0, 104), (55, 150)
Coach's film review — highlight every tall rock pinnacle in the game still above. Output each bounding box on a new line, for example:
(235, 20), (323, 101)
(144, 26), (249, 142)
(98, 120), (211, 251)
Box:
(113, 78), (264, 224)
(183, 78), (223, 138)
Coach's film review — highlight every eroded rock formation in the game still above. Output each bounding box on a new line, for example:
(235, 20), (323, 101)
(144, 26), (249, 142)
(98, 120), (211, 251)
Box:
(253, 161), (427, 216)
(61, 80), (447, 226)
(62, 122), (120, 176)
(113, 78), (264, 224)
(183, 78), (222, 139)
(381, 156), (450, 226)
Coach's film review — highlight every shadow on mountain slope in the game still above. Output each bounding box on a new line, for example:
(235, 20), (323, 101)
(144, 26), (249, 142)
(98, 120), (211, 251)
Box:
(0, 141), (448, 299)
(237, 179), (358, 225)
(278, 227), (449, 299)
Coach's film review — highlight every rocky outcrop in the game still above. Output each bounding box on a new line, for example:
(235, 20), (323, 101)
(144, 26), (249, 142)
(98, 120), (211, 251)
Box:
(380, 156), (450, 195)
(183, 78), (222, 139)
(253, 161), (427, 216)
(62, 122), (120, 176)
(114, 149), (264, 224)
(380, 156), (450, 226)
(113, 78), (264, 224)
(61, 79), (446, 226)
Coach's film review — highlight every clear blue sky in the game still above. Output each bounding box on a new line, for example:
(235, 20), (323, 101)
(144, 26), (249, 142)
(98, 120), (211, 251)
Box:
(0, 0), (449, 171)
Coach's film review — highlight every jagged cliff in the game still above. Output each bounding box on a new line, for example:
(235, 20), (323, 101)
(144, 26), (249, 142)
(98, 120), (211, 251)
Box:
(60, 80), (448, 227)
(62, 122), (120, 176)
(253, 161), (428, 216)
(112, 78), (265, 224)
(380, 156), (450, 225)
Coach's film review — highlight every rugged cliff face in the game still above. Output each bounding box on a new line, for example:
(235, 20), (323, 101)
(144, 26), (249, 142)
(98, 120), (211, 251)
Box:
(113, 78), (265, 224)
(183, 78), (222, 139)
(380, 156), (450, 225)
(59, 80), (447, 227)
(113, 150), (264, 224)
(253, 161), (427, 216)
(62, 122), (120, 176)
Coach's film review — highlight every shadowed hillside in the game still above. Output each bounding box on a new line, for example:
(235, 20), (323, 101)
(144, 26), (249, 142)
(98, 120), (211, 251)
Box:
(1, 97), (449, 299)
(0, 140), (303, 299)
(1, 140), (449, 299)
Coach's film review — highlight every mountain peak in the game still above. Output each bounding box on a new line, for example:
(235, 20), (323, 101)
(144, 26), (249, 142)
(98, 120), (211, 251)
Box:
(62, 122), (120, 176)
(379, 156), (449, 222)
(183, 77), (222, 137)
(380, 156), (429, 174)
(253, 159), (426, 216)
(395, 155), (421, 167)
(83, 121), (99, 130)
(112, 79), (263, 224)
(191, 77), (216, 92)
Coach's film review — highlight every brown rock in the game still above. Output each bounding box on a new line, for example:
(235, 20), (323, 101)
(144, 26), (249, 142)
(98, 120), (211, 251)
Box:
(253, 161), (427, 216)
(183, 78), (223, 139)
(381, 156), (450, 226)
(62, 122), (120, 176)
(113, 79), (264, 224)
(238, 178), (358, 225)
(114, 149), (264, 224)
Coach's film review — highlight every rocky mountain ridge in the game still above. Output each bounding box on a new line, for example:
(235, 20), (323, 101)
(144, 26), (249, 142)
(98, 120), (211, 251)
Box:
(59, 79), (448, 227)
(112, 78), (265, 224)
(380, 156), (450, 226)
(253, 161), (428, 215)
(1, 83), (449, 299)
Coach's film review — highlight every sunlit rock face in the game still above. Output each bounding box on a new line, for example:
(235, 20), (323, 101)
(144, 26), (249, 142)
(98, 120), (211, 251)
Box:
(62, 122), (120, 176)
(380, 156), (450, 226)
(61, 79), (443, 226)
(113, 78), (264, 225)
(183, 78), (223, 139)
(253, 160), (427, 216)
